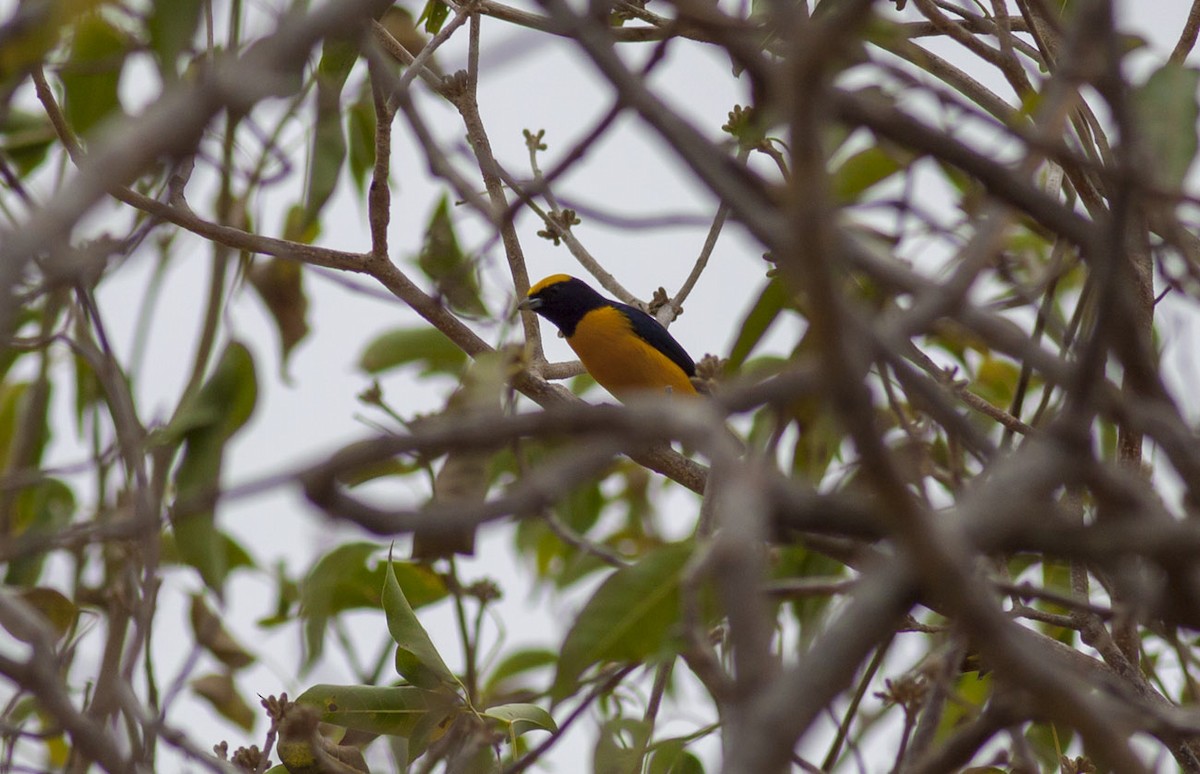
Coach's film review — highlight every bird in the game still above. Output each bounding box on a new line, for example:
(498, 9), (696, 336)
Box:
(518, 274), (698, 400)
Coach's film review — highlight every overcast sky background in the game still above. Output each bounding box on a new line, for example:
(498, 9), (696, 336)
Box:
(7, 0), (1200, 770)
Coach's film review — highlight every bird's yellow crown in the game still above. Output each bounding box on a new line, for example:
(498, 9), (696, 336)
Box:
(527, 274), (575, 296)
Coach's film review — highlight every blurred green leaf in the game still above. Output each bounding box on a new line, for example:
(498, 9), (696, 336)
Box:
(301, 543), (448, 667)
(594, 718), (650, 774)
(0, 381), (29, 472)
(727, 279), (788, 371)
(359, 327), (467, 376)
(168, 342), (258, 441)
(282, 203), (320, 245)
(191, 672), (256, 731)
(551, 543), (691, 701)
(933, 671), (990, 745)
(786, 331), (843, 482)
(418, 195), (488, 316)
(972, 354), (1020, 409)
(0, 3), (66, 84)
(11, 587), (78, 640)
(147, 0), (203, 80)
(772, 546), (847, 646)
(831, 144), (906, 203)
(483, 648), (557, 696)
(72, 350), (103, 433)
(62, 13), (128, 135)
(791, 398), (841, 482)
(302, 543), (381, 665)
(190, 594), (255, 670)
(248, 257), (309, 373)
(296, 683), (458, 737)
(417, 0), (450, 34)
(5, 479), (75, 587)
(288, 37), (358, 239)
(0, 111), (56, 176)
(558, 475), (606, 537)
(170, 342), (258, 594)
(1025, 719), (1072, 769)
(347, 84), (377, 193)
(257, 560), (300, 628)
(159, 531), (255, 572)
(648, 739), (705, 774)
(384, 552), (459, 690)
(1134, 63), (1200, 189)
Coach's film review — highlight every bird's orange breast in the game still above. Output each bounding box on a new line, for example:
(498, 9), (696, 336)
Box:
(567, 306), (697, 400)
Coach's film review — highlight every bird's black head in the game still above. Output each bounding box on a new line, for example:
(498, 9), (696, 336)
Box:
(519, 274), (608, 337)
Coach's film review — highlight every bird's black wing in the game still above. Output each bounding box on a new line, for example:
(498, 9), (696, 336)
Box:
(613, 302), (696, 377)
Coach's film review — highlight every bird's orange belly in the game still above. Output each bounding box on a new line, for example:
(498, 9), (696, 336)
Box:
(567, 307), (696, 400)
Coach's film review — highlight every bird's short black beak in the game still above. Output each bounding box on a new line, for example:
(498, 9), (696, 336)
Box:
(517, 296), (542, 312)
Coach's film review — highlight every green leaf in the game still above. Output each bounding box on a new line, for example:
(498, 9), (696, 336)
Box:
(649, 739), (705, 774)
(302, 543), (380, 664)
(418, 196), (488, 316)
(831, 144), (906, 203)
(5, 479), (76, 587)
(773, 546), (846, 645)
(1134, 63), (1200, 189)
(0, 381), (29, 472)
(190, 594), (255, 670)
(483, 648), (557, 696)
(282, 203), (320, 245)
(191, 672), (256, 730)
(551, 544), (692, 701)
(296, 684), (458, 737)
(300, 543), (448, 667)
(72, 349), (103, 432)
(0, 6), (62, 85)
(62, 13), (128, 135)
(727, 279), (788, 370)
(170, 342), (258, 594)
(147, 0), (203, 80)
(484, 703), (557, 736)
(790, 395), (842, 482)
(1025, 720), (1072, 769)
(383, 552), (459, 690)
(0, 111), (56, 176)
(11, 587), (79, 640)
(417, 0), (450, 34)
(347, 85), (377, 192)
(359, 327), (468, 376)
(257, 560), (300, 628)
(290, 37), (358, 237)
(972, 354), (1020, 409)
(248, 258), (309, 373)
(169, 341), (258, 441)
(594, 718), (651, 774)
(159, 530), (256, 571)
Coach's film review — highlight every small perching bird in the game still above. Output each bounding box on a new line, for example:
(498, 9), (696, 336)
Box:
(518, 274), (697, 400)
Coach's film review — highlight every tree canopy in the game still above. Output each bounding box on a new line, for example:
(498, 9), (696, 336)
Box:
(3, 0), (1200, 772)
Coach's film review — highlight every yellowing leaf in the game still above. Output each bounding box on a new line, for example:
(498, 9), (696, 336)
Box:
(191, 672), (255, 731)
(295, 684), (458, 738)
(248, 257), (310, 373)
